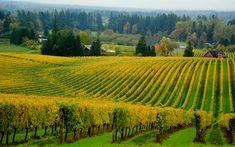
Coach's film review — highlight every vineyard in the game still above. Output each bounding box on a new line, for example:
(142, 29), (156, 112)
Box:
(0, 53), (235, 146)
(0, 53), (234, 113)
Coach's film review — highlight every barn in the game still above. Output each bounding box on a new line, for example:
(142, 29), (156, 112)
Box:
(203, 50), (227, 58)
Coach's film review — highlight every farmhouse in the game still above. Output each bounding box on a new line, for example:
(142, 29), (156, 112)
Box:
(38, 34), (47, 43)
(203, 50), (226, 58)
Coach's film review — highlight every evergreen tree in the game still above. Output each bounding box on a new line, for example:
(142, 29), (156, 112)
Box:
(149, 46), (156, 56)
(0, 11), (5, 20)
(41, 34), (55, 55)
(41, 30), (84, 56)
(91, 37), (102, 56)
(192, 21), (196, 33)
(183, 42), (194, 57)
(29, 29), (36, 40)
(10, 27), (30, 45)
(136, 36), (148, 56)
(96, 13), (103, 31)
(230, 34), (235, 45)
(44, 26), (49, 37)
(52, 16), (59, 33)
(74, 35), (84, 56)
(219, 38), (229, 46)
(3, 16), (10, 33)
(56, 30), (77, 56)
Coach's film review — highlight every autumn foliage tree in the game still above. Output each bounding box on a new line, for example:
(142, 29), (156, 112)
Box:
(156, 37), (179, 56)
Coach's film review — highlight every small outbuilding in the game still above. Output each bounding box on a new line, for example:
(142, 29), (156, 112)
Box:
(203, 50), (227, 58)
(83, 45), (114, 56)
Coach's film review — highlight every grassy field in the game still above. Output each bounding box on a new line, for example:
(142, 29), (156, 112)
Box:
(0, 39), (39, 54)
(16, 128), (233, 147)
(103, 44), (135, 56)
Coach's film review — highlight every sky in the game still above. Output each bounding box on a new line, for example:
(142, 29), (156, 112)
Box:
(15, 0), (235, 11)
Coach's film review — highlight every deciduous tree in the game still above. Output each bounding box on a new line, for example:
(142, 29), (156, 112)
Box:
(156, 37), (179, 56)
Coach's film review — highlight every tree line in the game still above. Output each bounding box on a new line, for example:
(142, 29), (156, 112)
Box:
(170, 16), (235, 48)
(1, 9), (235, 56)
(41, 28), (102, 56)
(0, 10), (185, 36)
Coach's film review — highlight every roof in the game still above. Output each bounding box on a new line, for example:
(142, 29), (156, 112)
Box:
(84, 45), (92, 50)
(204, 50), (226, 58)
(84, 45), (107, 51)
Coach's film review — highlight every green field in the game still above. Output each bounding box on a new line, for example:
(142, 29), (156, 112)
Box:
(16, 128), (233, 147)
(103, 44), (135, 56)
(0, 39), (39, 54)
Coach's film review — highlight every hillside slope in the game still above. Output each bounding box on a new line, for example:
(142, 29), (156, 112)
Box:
(0, 53), (234, 114)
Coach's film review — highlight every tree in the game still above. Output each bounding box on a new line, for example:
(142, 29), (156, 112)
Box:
(91, 37), (101, 56)
(3, 16), (11, 33)
(79, 31), (91, 45)
(56, 30), (74, 56)
(44, 26), (49, 37)
(183, 42), (194, 57)
(148, 46), (156, 56)
(96, 13), (103, 31)
(228, 19), (235, 25)
(156, 37), (179, 56)
(230, 34), (235, 45)
(198, 32), (207, 49)
(187, 32), (198, 48)
(216, 44), (227, 52)
(41, 33), (55, 55)
(29, 29), (36, 40)
(103, 29), (114, 35)
(219, 38), (229, 46)
(74, 35), (84, 56)
(0, 20), (3, 32)
(123, 22), (130, 34)
(131, 24), (138, 34)
(52, 16), (59, 33)
(170, 21), (191, 41)
(136, 36), (148, 56)
(41, 30), (83, 56)
(10, 27), (31, 45)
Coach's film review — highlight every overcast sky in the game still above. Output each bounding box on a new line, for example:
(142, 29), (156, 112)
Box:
(16, 0), (235, 11)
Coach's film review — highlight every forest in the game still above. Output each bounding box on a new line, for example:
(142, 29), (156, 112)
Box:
(0, 9), (235, 49)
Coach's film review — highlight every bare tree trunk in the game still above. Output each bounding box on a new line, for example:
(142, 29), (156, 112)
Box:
(0, 131), (4, 144)
(64, 125), (68, 142)
(73, 130), (77, 141)
(51, 125), (54, 135)
(34, 127), (37, 138)
(25, 128), (29, 142)
(6, 131), (9, 145)
(12, 127), (17, 143)
(44, 126), (47, 137)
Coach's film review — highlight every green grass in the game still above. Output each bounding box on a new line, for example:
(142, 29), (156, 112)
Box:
(161, 128), (196, 147)
(0, 39), (38, 54)
(17, 128), (233, 147)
